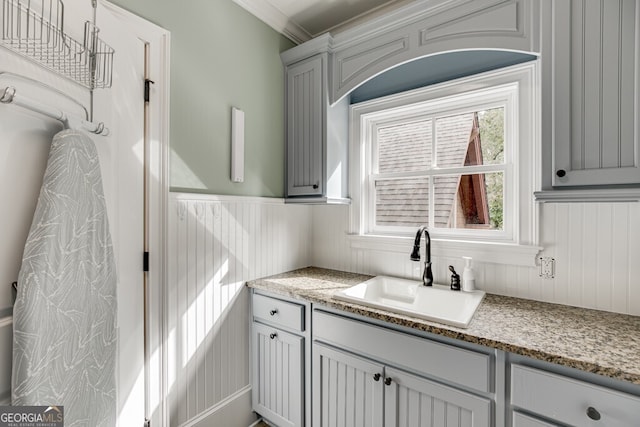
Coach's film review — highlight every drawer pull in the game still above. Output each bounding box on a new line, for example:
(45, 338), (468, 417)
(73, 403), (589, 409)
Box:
(270, 309), (278, 316)
(269, 333), (277, 340)
(373, 373), (381, 382)
(586, 406), (601, 421)
(384, 377), (392, 386)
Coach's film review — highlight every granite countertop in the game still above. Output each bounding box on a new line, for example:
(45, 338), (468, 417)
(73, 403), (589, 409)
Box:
(247, 267), (640, 385)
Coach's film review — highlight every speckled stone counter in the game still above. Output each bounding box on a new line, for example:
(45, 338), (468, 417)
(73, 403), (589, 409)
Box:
(247, 267), (640, 385)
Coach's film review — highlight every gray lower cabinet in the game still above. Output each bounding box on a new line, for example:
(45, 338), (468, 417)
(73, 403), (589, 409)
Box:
(251, 291), (640, 427)
(510, 364), (640, 427)
(312, 342), (491, 427)
(512, 412), (558, 427)
(384, 367), (491, 427)
(312, 309), (492, 427)
(252, 323), (303, 427)
(313, 342), (384, 427)
(251, 292), (306, 427)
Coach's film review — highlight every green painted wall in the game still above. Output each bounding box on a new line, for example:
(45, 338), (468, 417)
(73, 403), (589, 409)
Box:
(109, 0), (295, 197)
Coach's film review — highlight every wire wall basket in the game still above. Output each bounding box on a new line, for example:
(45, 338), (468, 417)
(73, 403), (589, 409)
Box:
(1, 0), (114, 89)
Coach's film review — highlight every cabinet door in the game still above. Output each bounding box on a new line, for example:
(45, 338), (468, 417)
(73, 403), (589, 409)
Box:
(313, 342), (384, 427)
(384, 367), (491, 427)
(545, 0), (640, 186)
(286, 55), (324, 197)
(252, 322), (303, 427)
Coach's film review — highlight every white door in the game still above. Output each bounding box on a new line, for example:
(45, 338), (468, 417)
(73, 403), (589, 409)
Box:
(92, 4), (147, 427)
(0, 0), (167, 424)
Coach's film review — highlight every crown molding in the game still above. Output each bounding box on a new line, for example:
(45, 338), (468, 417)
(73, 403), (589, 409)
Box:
(280, 33), (334, 65)
(232, 0), (311, 44)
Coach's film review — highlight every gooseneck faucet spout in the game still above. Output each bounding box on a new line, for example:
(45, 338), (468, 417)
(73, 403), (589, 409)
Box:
(410, 226), (433, 286)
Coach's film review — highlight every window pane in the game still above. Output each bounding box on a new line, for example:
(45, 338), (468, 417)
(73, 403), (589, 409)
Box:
(478, 108), (505, 165)
(377, 120), (432, 173)
(433, 172), (504, 230)
(375, 178), (429, 227)
(435, 108), (504, 168)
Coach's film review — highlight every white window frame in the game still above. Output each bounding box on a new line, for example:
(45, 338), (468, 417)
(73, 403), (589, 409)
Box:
(348, 62), (542, 266)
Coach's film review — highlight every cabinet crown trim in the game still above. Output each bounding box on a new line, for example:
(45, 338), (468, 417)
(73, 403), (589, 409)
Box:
(331, 0), (470, 50)
(281, 33), (334, 65)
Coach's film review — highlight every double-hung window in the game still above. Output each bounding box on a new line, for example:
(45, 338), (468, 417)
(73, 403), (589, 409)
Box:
(349, 63), (541, 265)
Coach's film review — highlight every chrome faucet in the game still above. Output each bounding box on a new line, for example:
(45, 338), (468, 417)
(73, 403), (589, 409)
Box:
(410, 226), (433, 286)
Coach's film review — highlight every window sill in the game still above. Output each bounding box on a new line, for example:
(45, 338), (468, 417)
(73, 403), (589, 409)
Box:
(347, 234), (542, 267)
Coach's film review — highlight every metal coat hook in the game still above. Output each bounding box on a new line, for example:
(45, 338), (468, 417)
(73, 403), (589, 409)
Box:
(0, 86), (16, 103)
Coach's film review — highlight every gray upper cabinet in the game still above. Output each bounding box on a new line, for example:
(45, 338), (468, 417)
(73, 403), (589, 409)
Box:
(286, 55), (324, 198)
(280, 0), (541, 204)
(283, 45), (350, 203)
(542, 0), (640, 188)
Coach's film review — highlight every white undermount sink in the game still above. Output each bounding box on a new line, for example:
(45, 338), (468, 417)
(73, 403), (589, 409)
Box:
(333, 276), (485, 328)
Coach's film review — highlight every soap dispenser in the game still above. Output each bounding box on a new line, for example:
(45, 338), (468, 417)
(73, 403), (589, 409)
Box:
(462, 256), (475, 292)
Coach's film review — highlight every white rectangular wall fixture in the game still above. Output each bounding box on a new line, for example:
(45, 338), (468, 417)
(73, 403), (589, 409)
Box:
(231, 107), (245, 183)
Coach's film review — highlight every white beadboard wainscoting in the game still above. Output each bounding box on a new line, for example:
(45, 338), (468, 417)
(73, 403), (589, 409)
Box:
(167, 193), (311, 426)
(311, 202), (640, 316)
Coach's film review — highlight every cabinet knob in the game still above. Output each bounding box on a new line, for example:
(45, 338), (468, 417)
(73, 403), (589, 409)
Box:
(270, 309), (278, 316)
(384, 377), (392, 386)
(556, 169), (567, 178)
(269, 332), (277, 340)
(313, 183), (319, 189)
(586, 406), (601, 421)
(373, 373), (381, 382)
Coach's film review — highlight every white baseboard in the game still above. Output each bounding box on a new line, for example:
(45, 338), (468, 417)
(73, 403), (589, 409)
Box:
(183, 385), (257, 427)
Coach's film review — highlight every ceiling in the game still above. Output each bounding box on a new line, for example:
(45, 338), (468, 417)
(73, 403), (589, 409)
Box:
(232, 0), (415, 43)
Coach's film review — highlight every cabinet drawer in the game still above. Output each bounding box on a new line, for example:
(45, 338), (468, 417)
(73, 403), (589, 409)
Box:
(513, 411), (558, 427)
(253, 293), (304, 332)
(511, 364), (640, 427)
(313, 310), (492, 393)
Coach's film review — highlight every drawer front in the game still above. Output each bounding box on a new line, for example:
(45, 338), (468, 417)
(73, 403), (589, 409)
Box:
(511, 364), (640, 427)
(513, 411), (559, 427)
(313, 310), (492, 393)
(253, 293), (304, 332)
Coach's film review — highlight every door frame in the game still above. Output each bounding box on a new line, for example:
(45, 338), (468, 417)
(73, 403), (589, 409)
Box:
(100, 2), (171, 426)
